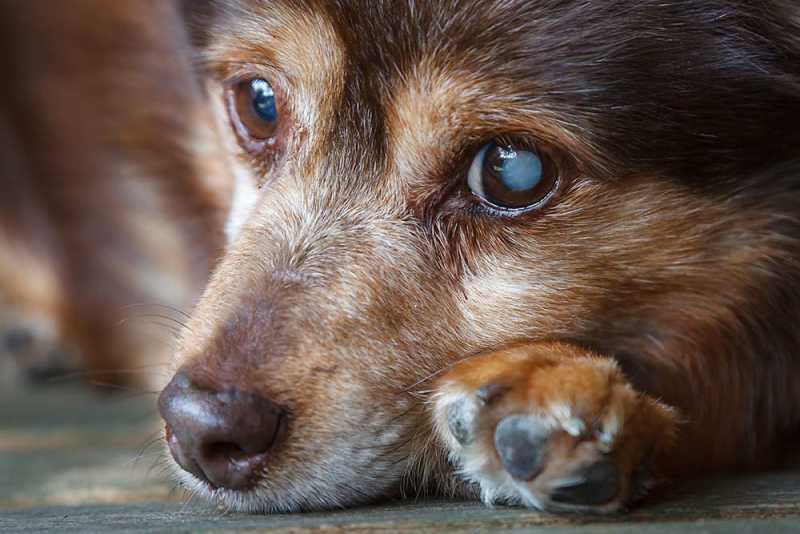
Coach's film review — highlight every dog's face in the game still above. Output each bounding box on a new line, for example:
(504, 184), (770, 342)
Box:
(161, 0), (800, 511)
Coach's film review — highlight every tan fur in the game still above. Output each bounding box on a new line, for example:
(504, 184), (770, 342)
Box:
(4, 0), (800, 516)
(165, 0), (800, 513)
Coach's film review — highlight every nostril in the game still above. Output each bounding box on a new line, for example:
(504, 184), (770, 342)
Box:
(205, 441), (249, 463)
(196, 432), (282, 489)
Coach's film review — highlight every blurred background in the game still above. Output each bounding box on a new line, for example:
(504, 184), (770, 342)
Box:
(0, 0), (231, 513)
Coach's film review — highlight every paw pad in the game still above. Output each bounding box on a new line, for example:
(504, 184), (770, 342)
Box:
(447, 396), (479, 446)
(550, 458), (619, 506)
(494, 415), (548, 481)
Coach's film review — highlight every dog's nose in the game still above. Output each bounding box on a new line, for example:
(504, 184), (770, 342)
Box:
(158, 370), (284, 489)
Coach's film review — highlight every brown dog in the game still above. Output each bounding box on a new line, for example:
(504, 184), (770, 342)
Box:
(4, 0), (800, 516)
(156, 0), (800, 514)
(0, 0), (229, 382)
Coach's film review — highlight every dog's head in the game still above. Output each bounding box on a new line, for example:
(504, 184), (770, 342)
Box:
(158, 0), (800, 511)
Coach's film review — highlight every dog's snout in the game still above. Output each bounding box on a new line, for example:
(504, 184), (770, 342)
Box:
(158, 370), (284, 489)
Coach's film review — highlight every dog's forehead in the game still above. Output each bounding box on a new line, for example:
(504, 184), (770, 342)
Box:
(210, 0), (625, 89)
(211, 0), (622, 166)
(209, 0), (799, 187)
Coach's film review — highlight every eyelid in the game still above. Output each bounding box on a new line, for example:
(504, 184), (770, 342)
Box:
(207, 56), (282, 84)
(491, 134), (542, 154)
(470, 177), (563, 217)
(217, 62), (291, 111)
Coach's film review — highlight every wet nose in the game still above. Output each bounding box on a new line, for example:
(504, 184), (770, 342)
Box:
(158, 370), (284, 489)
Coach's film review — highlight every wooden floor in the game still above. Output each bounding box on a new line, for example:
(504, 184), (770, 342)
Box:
(2, 385), (800, 533)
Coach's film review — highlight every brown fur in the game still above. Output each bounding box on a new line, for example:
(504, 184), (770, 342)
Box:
(3, 0), (800, 515)
(173, 0), (800, 512)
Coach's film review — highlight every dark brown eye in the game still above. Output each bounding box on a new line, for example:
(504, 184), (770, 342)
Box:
(467, 141), (559, 211)
(227, 78), (279, 143)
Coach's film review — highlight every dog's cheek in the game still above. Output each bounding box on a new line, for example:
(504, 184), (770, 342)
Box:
(450, 176), (732, 349)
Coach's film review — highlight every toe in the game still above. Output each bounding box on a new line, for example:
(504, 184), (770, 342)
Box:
(475, 383), (508, 405)
(494, 415), (549, 481)
(550, 458), (620, 506)
(447, 396), (479, 446)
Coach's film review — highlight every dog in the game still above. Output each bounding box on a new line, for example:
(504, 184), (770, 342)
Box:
(4, 0), (800, 516)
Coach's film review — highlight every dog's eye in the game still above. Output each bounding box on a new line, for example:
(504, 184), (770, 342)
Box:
(227, 78), (279, 143)
(467, 141), (558, 211)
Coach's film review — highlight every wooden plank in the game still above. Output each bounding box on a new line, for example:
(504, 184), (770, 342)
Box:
(2, 385), (800, 532)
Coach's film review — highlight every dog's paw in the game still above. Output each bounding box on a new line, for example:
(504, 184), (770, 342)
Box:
(433, 342), (677, 514)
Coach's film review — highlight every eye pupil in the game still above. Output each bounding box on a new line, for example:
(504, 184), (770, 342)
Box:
(249, 79), (277, 123)
(487, 146), (543, 192)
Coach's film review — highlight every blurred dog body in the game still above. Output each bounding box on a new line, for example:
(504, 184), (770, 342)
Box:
(3, 0), (800, 516)
(0, 0), (230, 384)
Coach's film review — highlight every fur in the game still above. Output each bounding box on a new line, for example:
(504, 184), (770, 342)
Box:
(3, 0), (799, 515)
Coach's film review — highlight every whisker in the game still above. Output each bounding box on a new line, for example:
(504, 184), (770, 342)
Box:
(42, 365), (170, 386)
(398, 366), (451, 395)
(88, 380), (160, 395)
(128, 441), (164, 469)
(116, 317), (183, 337)
(118, 302), (192, 320)
(124, 313), (190, 330)
(129, 430), (165, 467)
(398, 341), (518, 396)
(180, 489), (199, 513)
(149, 457), (173, 478)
